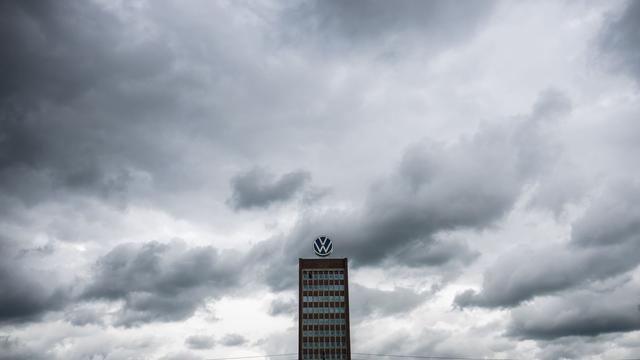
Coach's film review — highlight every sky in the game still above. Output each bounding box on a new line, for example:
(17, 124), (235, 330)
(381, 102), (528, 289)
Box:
(1, 0), (640, 359)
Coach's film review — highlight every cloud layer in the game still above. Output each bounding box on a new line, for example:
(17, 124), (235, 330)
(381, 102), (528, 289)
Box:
(228, 168), (311, 210)
(455, 181), (640, 310)
(1, 0), (640, 359)
(83, 240), (243, 327)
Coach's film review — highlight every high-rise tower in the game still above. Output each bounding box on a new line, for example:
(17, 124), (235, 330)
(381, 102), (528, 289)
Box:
(299, 240), (351, 360)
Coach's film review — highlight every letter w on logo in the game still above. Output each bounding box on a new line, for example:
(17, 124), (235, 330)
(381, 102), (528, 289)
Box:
(314, 237), (332, 255)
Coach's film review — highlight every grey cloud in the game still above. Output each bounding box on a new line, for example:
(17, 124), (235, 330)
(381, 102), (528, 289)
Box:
(286, 0), (495, 52)
(530, 89), (572, 121)
(532, 336), (639, 360)
(269, 298), (297, 317)
(34, 329), (160, 360)
(383, 237), (479, 268)
(220, 333), (248, 347)
(228, 168), (311, 210)
(526, 165), (588, 216)
(0, 0), (379, 218)
(356, 327), (481, 360)
(185, 335), (216, 350)
(0, 0), (288, 217)
(507, 281), (640, 340)
(83, 240), (243, 327)
(452, 247), (634, 308)
(0, 0), (633, 357)
(0, 1), (126, 103)
(335, 89), (569, 267)
(455, 181), (640, 308)
(64, 307), (104, 327)
(0, 0), (181, 207)
(571, 182), (640, 248)
(251, 89), (569, 293)
(0, 236), (69, 323)
(113, 292), (203, 327)
(0, 265), (67, 323)
(0, 0), (497, 221)
(599, 0), (640, 83)
(350, 283), (427, 321)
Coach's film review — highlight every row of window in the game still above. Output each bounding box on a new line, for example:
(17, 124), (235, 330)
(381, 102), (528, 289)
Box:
(301, 325), (348, 331)
(302, 291), (344, 297)
(302, 307), (345, 314)
(303, 285), (345, 291)
(302, 341), (347, 349)
(302, 330), (347, 337)
(302, 318), (346, 325)
(302, 268), (344, 272)
(302, 272), (345, 280)
(302, 295), (345, 302)
(302, 354), (346, 360)
(303, 281), (344, 286)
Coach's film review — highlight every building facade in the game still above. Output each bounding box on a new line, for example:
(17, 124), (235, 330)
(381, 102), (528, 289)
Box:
(299, 258), (351, 360)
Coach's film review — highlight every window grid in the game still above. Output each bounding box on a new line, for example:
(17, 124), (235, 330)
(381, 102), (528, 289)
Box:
(300, 268), (348, 358)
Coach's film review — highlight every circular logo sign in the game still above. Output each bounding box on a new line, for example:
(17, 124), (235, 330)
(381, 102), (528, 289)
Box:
(313, 235), (333, 257)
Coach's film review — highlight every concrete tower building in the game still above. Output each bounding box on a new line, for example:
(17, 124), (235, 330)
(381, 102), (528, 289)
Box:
(298, 257), (351, 360)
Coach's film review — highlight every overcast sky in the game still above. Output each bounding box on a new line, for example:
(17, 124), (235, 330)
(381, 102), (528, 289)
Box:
(1, 0), (640, 359)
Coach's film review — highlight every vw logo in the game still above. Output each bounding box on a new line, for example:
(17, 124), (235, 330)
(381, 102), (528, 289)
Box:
(313, 235), (333, 257)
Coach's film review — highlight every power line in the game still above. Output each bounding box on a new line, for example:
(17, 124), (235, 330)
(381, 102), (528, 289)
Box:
(353, 353), (518, 360)
(205, 354), (518, 360)
(203, 352), (640, 360)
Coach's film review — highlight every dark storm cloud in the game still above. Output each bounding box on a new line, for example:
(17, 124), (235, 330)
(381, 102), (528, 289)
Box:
(286, 0), (495, 51)
(0, 0), (173, 119)
(0, 236), (68, 323)
(452, 247), (632, 309)
(455, 181), (640, 309)
(0, 0), (256, 216)
(251, 89), (570, 292)
(0, 0), (181, 206)
(0, 0), (497, 215)
(228, 168), (311, 210)
(599, 0), (640, 83)
(0, 264), (67, 323)
(349, 283), (427, 321)
(507, 281), (640, 340)
(0, 0), (175, 112)
(83, 240), (243, 327)
(220, 334), (248, 347)
(1, 0), (633, 357)
(185, 335), (216, 350)
(0, 0), (115, 103)
(0, 0), (357, 219)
